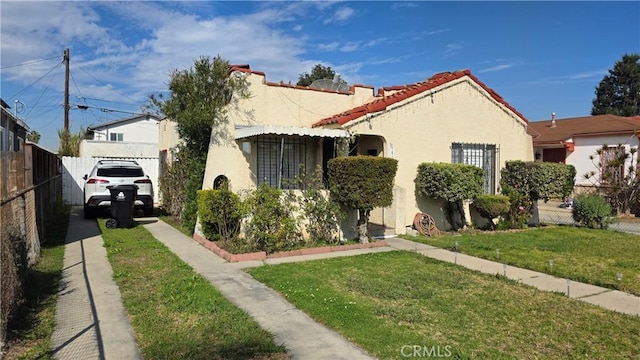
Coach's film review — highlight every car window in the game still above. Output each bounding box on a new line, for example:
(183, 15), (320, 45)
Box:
(96, 167), (144, 177)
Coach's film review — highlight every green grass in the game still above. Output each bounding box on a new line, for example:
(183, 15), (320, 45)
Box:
(98, 219), (288, 360)
(248, 251), (640, 359)
(4, 202), (70, 360)
(401, 226), (640, 296)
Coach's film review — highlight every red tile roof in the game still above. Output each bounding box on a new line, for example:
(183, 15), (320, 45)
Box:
(528, 114), (640, 144)
(312, 69), (528, 127)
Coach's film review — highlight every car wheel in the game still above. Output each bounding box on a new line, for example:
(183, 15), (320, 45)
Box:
(84, 205), (95, 219)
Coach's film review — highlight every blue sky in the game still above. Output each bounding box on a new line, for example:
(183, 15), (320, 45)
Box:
(1, 1), (639, 151)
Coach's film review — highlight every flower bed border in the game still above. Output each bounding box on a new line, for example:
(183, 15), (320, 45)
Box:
(193, 233), (388, 262)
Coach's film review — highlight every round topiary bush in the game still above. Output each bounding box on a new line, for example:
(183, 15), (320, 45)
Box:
(473, 194), (510, 229)
(572, 194), (614, 229)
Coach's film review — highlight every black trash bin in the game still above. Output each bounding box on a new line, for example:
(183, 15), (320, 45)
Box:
(106, 184), (138, 229)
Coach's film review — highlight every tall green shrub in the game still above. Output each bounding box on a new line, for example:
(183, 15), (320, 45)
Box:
(500, 161), (576, 226)
(415, 163), (484, 230)
(298, 167), (343, 245)
(245, 184), (302, 253)
(328, 156), (398, 243)
(197, 188), (245, 241)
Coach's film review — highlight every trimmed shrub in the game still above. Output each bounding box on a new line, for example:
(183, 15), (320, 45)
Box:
(572, 194), (615, 229)
(298, 167), (343, 245)
(245, 184), (302, 253)
(500, 161), (576, 226)
(415, 162), (484, 230)
(473, 195), (510, 229)
(328, 156), (398, 243)
(197, 188), (245, 242)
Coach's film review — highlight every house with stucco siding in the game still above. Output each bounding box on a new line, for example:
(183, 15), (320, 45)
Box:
(199, 65), (534, 235)
(528, 114), (640, 189)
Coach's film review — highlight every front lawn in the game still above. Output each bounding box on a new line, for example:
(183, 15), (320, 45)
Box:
(402, 226), (640, 296)
(248, 251), (640, 359)
(98, 220), (288, 360)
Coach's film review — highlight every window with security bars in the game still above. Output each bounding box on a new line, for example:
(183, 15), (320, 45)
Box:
(257, 136), (306, 189)
(451, 142), (497, 194)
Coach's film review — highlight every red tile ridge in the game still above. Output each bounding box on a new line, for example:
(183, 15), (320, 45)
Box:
(313, 69), (527, 127)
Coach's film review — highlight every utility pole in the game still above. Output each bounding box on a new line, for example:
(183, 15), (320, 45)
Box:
(64, 48), (70, 132)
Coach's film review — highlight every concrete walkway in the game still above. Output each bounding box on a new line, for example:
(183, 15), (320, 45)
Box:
(385, 237), (640, 317)
(51, 208), (141, 360)
(143, 220), (379, 360)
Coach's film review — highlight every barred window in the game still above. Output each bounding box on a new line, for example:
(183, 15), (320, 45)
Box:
(257, 136), (306, 189)
(451, 142), (497, 194)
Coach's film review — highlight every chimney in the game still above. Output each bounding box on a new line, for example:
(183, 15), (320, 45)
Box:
(551, 112), (556, 128)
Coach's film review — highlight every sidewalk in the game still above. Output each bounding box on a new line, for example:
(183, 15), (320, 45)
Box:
(51, 208), (141, 360)
(143, 220), (378, 360)
(385, 237), (640, 317)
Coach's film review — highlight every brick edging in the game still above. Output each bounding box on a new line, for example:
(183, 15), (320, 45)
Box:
(192, 233), (387, 263)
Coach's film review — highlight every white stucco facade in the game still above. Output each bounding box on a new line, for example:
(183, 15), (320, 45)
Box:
(200, 67), (534, 235)
(344, 77), (533, 231)
(81, 114), (161, 158)
(566, 135), (640, 186)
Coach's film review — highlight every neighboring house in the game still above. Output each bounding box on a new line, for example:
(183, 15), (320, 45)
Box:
(81, 113), (162, 158)
(528, 114), (640, 187)
(1, 98), (29, 153)
(159, 117), (180, 163)
(1, 98), (30, 198)
(199, 65), (533, 235)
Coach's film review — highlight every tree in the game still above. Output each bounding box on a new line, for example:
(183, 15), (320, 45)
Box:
(297, 64), (342, 87)
(57, 127), (85, 156)
(584, 144), (639, 215)
(591, 53), (640, 116)
(26, 130), (40, 144)
(328, 156), (398, 243)
(150, 56), (250, 232)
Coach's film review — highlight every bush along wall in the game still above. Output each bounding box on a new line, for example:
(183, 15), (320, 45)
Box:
(415, 162), (484, 230)
(500, 161), (576, 227)
(328, 156), (398, 243)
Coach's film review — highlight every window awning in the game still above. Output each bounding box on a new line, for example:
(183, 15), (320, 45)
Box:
(234, 125), (350, 139)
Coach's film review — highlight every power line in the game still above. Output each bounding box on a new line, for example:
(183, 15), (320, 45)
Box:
(71, 61), (140, 105)
(23, 64), (62, 119)
(8, 61), (63, 100)
(0, 55), (60, 70)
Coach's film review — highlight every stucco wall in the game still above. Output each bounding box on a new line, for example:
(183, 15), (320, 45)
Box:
(569, 134), (639, 186)
(202, 71), (376, 191)
(79, 140), (159, 158)
(158, 118), (180, 152)
(91, 118), (159, 143)
(345, 77), (533, 231)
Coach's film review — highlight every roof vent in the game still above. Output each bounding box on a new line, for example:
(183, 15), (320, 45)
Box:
(551, 112), (556, 128)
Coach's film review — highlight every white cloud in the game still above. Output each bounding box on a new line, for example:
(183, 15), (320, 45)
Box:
(392, 3), (419, 10)
(442, 43), (462, 59)
(324, 7), (355, 24)
(427, 28), (450, 36)
(318, 42), (340, 51)
(479, 63), (515, 73)
(566, 70), (607, 80)
(340, 42), (361, 52)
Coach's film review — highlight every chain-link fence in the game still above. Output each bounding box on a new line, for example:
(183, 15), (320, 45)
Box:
(538, 188), (640, 236)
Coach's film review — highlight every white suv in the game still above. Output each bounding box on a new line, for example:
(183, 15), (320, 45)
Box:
(83, 160), (154, 218)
